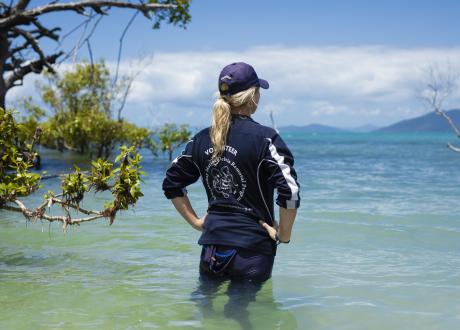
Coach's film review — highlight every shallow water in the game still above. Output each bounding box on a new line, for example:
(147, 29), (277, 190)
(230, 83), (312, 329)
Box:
(1, 131), (460, 329)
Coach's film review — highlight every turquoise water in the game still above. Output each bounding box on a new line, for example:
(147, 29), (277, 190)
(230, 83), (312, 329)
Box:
(1, 131), (460, 329)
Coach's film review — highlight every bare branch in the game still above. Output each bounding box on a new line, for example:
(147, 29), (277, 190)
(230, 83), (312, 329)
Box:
(422, 63), (458, 112)
(0, 1), (176, 29)
(420, 62), (460, 153)
(10, 40), (30, 55)
(113, 11), (139, 86)
(58, 13), (103, 64)
(14, 0), (31, 12)
(113, 54), (153, 120)
(10, 27), (53, 70)
(116, 74), (135, 121)
(72, 9), (94, 63)
(58, 14), (95, 45)
(3, 198), (109, 231)
(436, 109), (460, 139)
(5, 51), (63, 91)
(86, 39), (94, 67)
(30, 20), (61, 41)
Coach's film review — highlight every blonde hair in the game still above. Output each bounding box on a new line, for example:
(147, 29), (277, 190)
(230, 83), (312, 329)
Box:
(210, 86), (258, 162)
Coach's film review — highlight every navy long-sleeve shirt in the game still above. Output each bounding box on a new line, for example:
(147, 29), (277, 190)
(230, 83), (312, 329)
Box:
(162, 114), (300, 255)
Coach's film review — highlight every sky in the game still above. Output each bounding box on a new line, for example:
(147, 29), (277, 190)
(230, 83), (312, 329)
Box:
(7, 0), (460, 128)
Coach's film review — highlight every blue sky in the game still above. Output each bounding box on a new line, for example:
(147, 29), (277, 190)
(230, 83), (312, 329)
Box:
(9, 0), (460, 128)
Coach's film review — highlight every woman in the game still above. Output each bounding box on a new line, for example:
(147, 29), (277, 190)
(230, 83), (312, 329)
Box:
(162, 62), (300, 283)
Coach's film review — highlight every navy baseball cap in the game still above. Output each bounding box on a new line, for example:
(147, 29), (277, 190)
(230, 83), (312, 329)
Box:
(218, 62), (269, 96)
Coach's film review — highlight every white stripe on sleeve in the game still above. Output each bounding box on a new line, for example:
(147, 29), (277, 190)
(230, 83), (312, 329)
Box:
(266, 138), (299, 201)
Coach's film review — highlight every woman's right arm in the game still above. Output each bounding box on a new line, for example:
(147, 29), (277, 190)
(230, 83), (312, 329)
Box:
(260, 207), (296, 243)
(278, 207), (297, 242)
(259, 133), (300, 243)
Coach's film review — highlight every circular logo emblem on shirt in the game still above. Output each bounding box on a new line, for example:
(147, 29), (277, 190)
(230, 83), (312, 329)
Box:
(205, 157), (246, 201)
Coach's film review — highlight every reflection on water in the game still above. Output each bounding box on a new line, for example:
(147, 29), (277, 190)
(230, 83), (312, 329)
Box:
(192, 274), (297, 330)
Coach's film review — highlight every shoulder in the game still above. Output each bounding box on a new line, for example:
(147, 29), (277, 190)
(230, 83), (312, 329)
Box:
(192, 127), (210, 141)
(239, 119), (278, 140)
(257, 123), (278, 140)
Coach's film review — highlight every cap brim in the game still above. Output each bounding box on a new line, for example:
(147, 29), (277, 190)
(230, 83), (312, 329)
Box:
(259, 78), (269, 89)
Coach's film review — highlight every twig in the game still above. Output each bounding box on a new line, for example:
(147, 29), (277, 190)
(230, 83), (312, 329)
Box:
(86, 39), (94, 68)
(72, 9), (93, 63)
(58, 13), (96, 46)
(113, 11), (139, 87)
(116, 74), (135, 121)
(58, 14), (103, 64)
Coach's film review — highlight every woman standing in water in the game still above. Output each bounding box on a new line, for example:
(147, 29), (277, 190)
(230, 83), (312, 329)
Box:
(162, 62), (300, 282)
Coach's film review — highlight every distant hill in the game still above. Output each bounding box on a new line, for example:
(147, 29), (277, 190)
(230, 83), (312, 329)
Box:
(278, 110), (460, 133)
(348, 124), (381, 133)
(280, 124), (347, 133)
(376, 109), (460, 133)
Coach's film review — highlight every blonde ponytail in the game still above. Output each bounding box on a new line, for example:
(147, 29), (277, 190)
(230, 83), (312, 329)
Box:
(210, 87), (258, 162)
(210, 96), (232, 162)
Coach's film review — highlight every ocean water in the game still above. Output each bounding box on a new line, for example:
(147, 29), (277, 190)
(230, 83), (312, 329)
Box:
(1, 131), (459, 329)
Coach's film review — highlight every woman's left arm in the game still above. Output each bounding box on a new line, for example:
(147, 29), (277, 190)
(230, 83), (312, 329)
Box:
(171, 195), (206, 231)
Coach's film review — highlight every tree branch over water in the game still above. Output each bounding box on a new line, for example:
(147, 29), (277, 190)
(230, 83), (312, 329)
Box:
(1, 107), (144, 231)
(3, 198), (107, 230)
(420, 63), (460, 153)
(0, 1), (177, 29)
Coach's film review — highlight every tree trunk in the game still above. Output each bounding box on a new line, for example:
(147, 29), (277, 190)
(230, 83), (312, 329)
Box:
(0, 80), (5, 109)
(168, 148), (173, 162)
(0, 30), (9, 109)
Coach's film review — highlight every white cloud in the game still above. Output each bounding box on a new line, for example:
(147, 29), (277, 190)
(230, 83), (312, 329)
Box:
(7, 45), (460, 128)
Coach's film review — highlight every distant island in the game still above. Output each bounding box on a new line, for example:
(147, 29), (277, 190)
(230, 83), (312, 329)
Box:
(375, 109), (460, 133)
(279, 109), (460, 133)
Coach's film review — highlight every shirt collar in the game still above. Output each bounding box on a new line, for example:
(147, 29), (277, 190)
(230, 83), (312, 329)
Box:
(231, 113), (254, 121)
